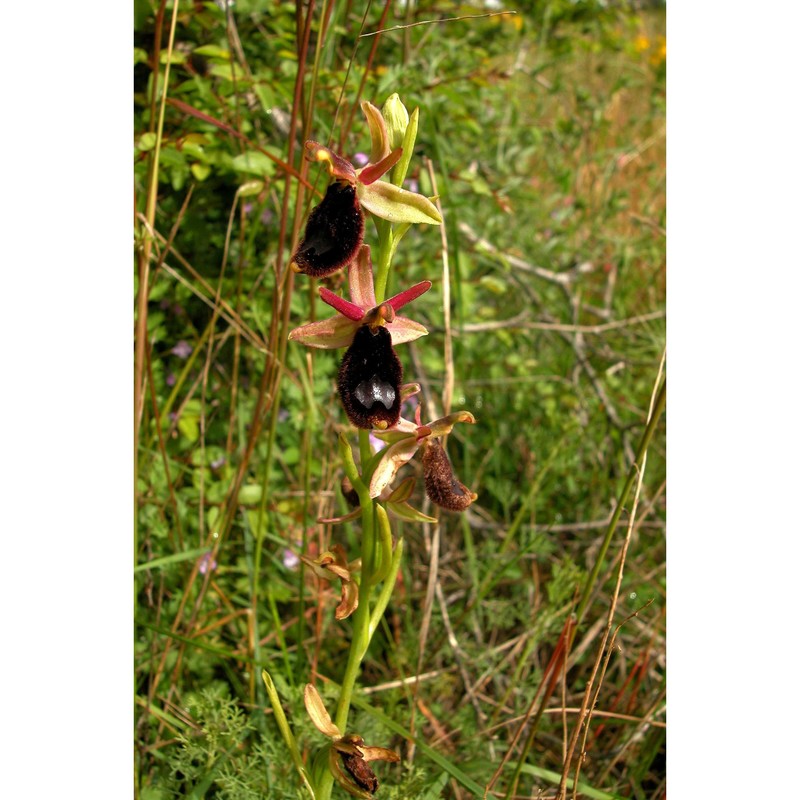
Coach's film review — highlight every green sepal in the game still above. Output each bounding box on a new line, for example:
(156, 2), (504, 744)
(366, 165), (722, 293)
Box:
(357, 180), (442, 225)
(388, 501), (437, 524)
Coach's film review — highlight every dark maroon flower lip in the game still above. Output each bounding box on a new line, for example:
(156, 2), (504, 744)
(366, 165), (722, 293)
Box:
(290, 182), (365, 278)
(341, 749), (379, 794)
(338, 326), (402, 430)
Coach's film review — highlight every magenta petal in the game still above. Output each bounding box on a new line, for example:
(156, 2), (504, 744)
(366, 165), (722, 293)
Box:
(358, 148), (403, 185)
(319, 288), (365, 322)
(386, 281), (432, 312)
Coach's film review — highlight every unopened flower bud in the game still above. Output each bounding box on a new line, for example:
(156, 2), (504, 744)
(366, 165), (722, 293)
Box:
(382, 93), (409, 150)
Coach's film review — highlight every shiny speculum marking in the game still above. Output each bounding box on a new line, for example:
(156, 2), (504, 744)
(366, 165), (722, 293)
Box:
(354, 376), (396, 410)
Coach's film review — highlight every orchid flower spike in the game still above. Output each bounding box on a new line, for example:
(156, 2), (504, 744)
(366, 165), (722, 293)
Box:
(290, 102), (441, 278)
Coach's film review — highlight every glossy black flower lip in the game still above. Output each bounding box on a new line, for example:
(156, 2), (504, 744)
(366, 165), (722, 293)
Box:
(338, 325), (402, 430)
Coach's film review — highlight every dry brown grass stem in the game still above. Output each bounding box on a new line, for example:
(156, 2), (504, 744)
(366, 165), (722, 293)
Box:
(426, 159), (454, 417)
(340, 0), (393, 148)
(154, 247), (269, 353)
(196, 191), (240, 550)
(459, 219), (637, 447)
(360, 669), (450, 695)
(358, 11), (517, 37)
(434, 580), (492, 739)
(408, 510), (440, 765)
(407, 162), (460, 764)
(135, 0), (181, 447)
(483, 616), (577, 800)
(457, 309), (665, 335)
(458, 222), (596, 286)
(142, 0), (320, 727)
(480, 705), (666, 738)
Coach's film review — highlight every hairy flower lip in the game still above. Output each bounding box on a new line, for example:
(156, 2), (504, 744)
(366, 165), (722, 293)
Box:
(289, 181), (364, 277)
(422, 437), (478, 511)
(290, 101), (440, 278)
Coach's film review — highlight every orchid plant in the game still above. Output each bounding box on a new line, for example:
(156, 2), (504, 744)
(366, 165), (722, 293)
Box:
(263, 95), (477, 799)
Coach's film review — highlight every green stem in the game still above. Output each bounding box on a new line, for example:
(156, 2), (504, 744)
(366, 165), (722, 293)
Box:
(373, 220), (393, 303)
(369, 538), (404, 638)
(317, 431), (379, 800)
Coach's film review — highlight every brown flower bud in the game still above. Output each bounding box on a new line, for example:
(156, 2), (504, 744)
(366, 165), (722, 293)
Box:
(422, 438), (477, 511)
(338, 325), (402, 430)
(291, 182), (364, 277)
